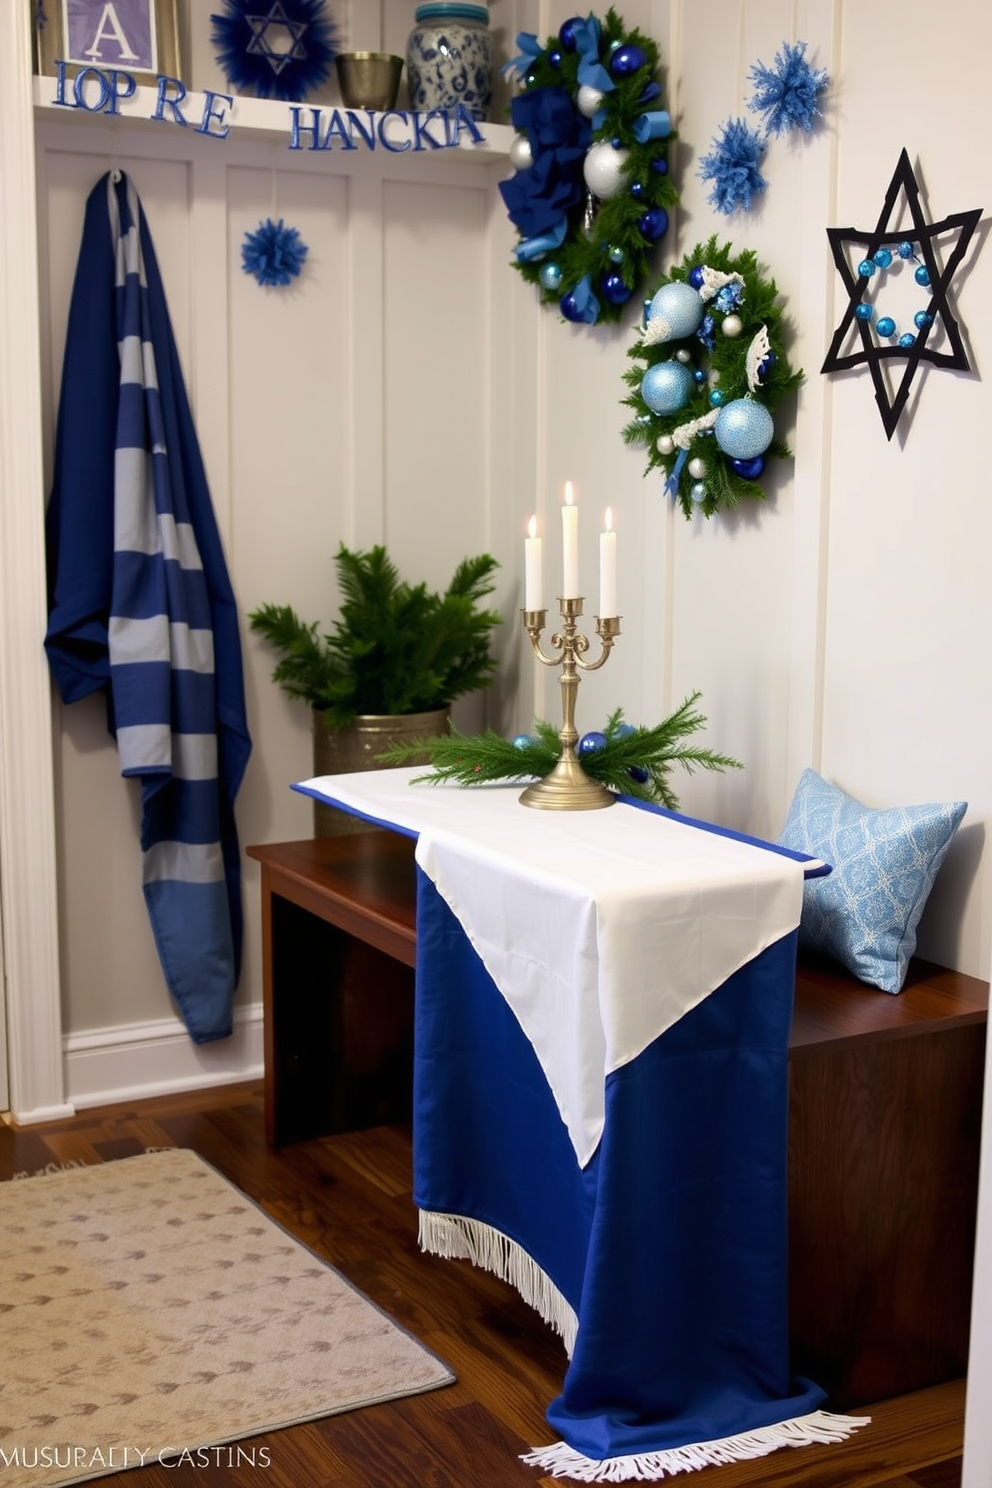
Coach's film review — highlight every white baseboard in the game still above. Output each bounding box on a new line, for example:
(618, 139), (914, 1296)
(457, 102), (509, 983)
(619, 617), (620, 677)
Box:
(64, 1003), (264, 1111)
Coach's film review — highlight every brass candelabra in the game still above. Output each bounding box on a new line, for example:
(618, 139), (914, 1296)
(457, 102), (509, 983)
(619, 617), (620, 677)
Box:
(520, 597), (621, 810)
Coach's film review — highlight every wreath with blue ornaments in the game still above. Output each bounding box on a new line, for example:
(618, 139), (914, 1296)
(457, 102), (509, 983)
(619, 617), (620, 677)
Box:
(500, 9), (679, 327)
(621, 238), (802, 518)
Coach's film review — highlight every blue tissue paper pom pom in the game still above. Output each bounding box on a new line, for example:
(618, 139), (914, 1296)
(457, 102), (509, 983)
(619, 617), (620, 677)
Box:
(241, 218), (309, 287)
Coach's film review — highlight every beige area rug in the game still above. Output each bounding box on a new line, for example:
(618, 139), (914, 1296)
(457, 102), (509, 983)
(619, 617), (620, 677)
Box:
(0, 1148), (454, 1488)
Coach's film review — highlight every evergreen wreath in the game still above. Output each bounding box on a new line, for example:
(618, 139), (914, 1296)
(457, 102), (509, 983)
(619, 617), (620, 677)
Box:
(621, 237), (802, 519)
(499, 9), (679, 328)
(380, 695), (740, 811)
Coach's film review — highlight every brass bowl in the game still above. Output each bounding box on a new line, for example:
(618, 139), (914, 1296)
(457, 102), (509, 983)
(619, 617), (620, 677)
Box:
(335, 52), (403, 111)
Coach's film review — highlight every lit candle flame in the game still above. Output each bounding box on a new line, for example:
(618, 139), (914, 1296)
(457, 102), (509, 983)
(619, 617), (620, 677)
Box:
(528, 514), (537, 538)
(605, 507), (613, 533)
(564, 480), (575, 506)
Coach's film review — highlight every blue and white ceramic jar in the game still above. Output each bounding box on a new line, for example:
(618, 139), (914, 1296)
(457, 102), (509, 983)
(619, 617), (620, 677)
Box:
(406, 3), (494, 121)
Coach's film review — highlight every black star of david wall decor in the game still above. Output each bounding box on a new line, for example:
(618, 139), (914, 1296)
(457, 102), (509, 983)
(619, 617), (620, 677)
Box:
(821, 149), (982, 440)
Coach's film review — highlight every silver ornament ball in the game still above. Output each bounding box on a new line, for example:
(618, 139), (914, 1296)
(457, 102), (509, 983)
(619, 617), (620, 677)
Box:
(583, 141), (629, 200)
(509, 133), (534, 171)
(657, 433), (675, 455)
(687, 457), (707, 479)
(577, 84), (605, 118)
(721, 314), (743, 338)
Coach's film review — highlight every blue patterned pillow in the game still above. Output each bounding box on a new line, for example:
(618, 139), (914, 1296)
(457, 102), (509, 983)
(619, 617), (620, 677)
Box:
(778, 768), (966, 993)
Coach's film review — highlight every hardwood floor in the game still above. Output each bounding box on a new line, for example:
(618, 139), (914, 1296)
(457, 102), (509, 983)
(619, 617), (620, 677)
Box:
(0, 1083), (965, 1487)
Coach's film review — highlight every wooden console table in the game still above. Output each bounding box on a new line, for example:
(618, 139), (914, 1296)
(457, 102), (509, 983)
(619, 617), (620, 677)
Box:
(247, 831), (988, 1410)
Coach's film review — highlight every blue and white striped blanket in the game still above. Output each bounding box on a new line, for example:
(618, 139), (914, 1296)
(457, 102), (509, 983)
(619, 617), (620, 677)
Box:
(45, 172), (252, 1043)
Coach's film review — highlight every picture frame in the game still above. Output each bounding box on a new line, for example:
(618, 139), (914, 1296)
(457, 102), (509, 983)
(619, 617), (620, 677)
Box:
(34, 0), (181, 83)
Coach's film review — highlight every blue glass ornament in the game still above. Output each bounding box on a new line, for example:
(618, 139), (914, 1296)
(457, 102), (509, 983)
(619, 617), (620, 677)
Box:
(876, 316), (896, 337)
(561, 293), (585, 322)
(601, 271), (633, 305)
(539, 261), (563, 291)
(609, 43), (647, 78)
(873, 248), (893, 269)
(689, 481), (707, 504)
(688, 266), (705, 289)
(608, 245), (624, 263)
(646, 281), (704, 340)
(559, 17), (583, 52)
(638, 207), (669, 243)
(915, 265), (931, 287)
(730, 454), (765, 480)
(512, 734), (538, 750)
(641, 360), (694, 415)
(757, 351), (777, 378)
(651, 156), (668, 175)
(714, 398), (775, 459)
(549, 49), (562, 67)
(855, 302), (874, 321)
(578, 731), (608, 757)
(630, 182), (645, 200)
(914, 310), (933, 329)
(616, 723), (636, 739)
(898, 240), (915, 259)
(708, 388), (725, 407)
(857, 259), (876, 278)
(612, 136), (622, 149)
(898, 332), (916, 348)
(693, 369), (705, 384)
(628, 765), (650, 784)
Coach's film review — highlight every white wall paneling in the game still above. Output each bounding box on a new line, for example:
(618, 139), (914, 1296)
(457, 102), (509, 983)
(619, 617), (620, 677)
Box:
(0, 3), (73, 1122)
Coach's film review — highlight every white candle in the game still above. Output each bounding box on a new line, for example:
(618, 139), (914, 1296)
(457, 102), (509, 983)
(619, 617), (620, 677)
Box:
(524, 514), (542, 611)
(600, 507), (617, 618)
(562, 480), (579, 598)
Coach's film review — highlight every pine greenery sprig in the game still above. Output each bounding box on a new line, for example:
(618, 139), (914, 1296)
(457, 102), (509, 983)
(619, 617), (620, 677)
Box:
(248, 545), (501, 730)
(378, 694), (741, 811)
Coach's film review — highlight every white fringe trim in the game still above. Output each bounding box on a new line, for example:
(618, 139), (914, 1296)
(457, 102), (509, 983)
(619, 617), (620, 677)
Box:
(418, 1209), (578, 1356)
(520, 1411), (871, 1481)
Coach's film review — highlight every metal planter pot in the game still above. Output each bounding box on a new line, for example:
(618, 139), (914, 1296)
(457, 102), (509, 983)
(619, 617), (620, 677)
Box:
(311, 707), (450, 836)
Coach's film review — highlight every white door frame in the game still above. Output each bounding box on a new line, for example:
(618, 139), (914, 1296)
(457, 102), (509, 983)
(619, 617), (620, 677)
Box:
(0, 3), (72, 1124)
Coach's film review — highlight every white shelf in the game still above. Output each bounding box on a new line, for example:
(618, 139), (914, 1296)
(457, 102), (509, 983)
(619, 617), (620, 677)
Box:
(33, 76), (513, 166)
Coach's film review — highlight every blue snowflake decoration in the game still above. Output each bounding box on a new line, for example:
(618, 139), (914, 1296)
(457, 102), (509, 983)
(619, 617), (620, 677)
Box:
(697, 119), (768, 215)
(210, 0), (338, 103)
(241, 218), (309, 287)
(748, 41), (829, 137)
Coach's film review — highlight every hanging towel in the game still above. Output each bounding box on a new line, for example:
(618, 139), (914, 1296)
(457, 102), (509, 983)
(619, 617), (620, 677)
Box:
(45, 171), (252, 1044)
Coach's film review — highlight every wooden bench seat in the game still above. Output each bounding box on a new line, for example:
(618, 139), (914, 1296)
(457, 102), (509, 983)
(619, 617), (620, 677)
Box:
(246, 831), (988, 1411)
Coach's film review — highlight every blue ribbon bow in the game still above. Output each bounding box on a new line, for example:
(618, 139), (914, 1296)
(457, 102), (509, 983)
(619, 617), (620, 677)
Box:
(664, 447), (689, 498)
(632, 110), (672, 143)
(516, 220), (568, 262)
(505, 31), (545, 78)
(574, 16), (615, 94)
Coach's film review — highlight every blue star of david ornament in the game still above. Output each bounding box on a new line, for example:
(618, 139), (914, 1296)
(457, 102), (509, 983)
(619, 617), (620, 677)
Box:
(211, 0), (338, 102)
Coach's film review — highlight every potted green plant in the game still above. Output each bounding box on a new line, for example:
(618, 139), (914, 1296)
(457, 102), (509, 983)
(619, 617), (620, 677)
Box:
(248, 543), (502, 834)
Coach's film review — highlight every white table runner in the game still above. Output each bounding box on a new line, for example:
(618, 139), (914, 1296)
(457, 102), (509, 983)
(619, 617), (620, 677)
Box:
(296, 769), (807, 1166)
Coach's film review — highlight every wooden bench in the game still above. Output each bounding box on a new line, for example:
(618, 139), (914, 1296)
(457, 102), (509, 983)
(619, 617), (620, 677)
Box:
(246, 831), (988, 1411)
